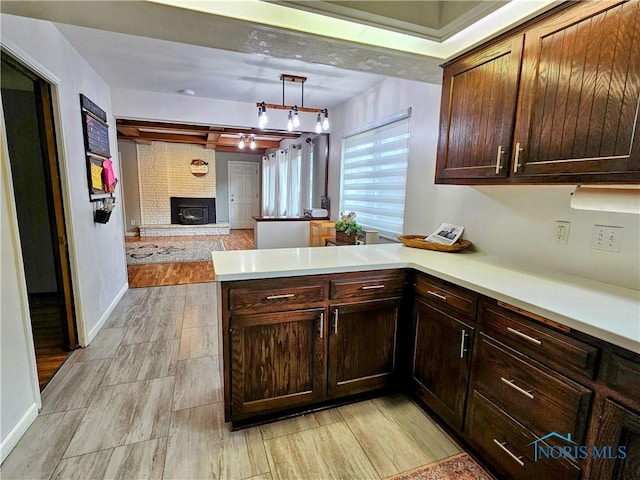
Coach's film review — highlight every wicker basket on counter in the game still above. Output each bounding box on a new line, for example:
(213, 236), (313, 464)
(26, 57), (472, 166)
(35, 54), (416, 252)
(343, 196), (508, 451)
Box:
(398, 235), (472, 252)
(335, 230), (358, 244)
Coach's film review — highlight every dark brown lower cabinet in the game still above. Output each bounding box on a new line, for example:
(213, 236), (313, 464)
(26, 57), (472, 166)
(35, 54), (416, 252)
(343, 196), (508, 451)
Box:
(230, 308), (326, 421)
(466, 390), (581, 480)
(328, 298), (400, 398)
(411, 298), (474, 431)
(589, 400), (640, 480)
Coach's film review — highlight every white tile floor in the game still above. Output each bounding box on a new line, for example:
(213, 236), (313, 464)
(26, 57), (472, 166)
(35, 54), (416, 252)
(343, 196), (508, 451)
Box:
(1, 284), (467, 480)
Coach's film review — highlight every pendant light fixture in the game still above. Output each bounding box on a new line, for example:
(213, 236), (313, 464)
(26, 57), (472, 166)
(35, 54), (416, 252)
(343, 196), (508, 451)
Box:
(257, 74), (330, 132)
(238, 135), (245, 149)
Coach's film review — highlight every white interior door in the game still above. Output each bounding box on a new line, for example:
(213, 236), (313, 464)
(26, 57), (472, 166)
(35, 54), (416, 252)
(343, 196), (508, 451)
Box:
(228, 161), (259, 229)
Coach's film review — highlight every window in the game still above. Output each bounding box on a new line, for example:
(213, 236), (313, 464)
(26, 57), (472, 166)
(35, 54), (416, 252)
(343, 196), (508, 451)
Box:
(340, 110), (410, 237)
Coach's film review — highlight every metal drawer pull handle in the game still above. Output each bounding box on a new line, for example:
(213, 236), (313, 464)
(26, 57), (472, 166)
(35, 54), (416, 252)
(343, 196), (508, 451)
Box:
(266, 293), (295, 300)
(319, 312), (324, 339)
(493, 439), (525, 467)
(501, 377), (535, 399)
(427, 290), (447, 301)
(362, 285), (385, 290)
(495, 145), (504, 174)
(513, 142), (523, 173)
(459, 329), (468, 359)
(507, 327), (542, 345)
(333, 309), (339, 335)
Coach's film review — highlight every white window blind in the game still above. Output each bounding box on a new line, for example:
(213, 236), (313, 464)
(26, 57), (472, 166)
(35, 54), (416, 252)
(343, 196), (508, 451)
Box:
(340, 112), (410, 237)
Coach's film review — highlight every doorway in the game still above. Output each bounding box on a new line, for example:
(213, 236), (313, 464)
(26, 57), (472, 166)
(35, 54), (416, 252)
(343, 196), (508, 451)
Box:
(228, 161), (259, 229)
(1, 52), (77, 389)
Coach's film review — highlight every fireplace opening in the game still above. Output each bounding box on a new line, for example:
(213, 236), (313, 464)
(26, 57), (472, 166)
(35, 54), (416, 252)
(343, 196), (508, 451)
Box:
(178, 206), (208, 225)
(170, 197), (216, 225)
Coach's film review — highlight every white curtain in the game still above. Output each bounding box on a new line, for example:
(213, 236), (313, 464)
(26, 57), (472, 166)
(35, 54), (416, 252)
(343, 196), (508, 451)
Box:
(261, 145), (303, 216)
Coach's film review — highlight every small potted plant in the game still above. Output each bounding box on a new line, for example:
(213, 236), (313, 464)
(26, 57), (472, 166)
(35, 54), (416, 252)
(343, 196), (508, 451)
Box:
(335, 211), (364, 244)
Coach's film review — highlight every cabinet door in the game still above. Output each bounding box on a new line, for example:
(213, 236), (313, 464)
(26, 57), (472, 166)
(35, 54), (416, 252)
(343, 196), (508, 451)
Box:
(589, 399), (640, 480)
(436, 35), (524, 182)
(328, 299), (400, 398)
(513, 1), (640, 180)
(230, 309), (325, 421)
(411, 299), (474, 431)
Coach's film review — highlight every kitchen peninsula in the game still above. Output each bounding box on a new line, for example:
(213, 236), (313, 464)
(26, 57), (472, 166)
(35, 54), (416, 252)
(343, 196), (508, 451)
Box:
(212, 244), (640, 479)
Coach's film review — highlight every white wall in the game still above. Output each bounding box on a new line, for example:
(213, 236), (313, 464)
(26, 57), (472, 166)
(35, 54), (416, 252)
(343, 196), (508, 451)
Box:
(118, 140), (141, 234)
(1, 13), (129, 455)
(330, 77), (640, 290)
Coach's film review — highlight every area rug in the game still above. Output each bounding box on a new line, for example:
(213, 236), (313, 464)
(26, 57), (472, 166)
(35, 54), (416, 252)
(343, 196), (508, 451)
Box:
(125, 238), (225, 265)
(386, 453), (493, 480)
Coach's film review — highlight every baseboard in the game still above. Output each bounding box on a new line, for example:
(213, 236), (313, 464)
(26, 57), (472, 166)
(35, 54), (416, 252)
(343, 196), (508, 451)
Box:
(85, 282), (129, 344)
(124, 232), (139, 237)
(0, 402), (38, 463)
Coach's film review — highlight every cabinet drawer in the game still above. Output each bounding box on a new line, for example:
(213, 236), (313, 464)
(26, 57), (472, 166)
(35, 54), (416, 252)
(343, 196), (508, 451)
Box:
(228, 280), (326, 313)
(603, 351), (640, 402)
(415, 274), (477, 317)
(466, 390), (581, 480)
(330, 272), (405, 301)
(481, 301), (599, 379)
(474, 335), (592, 442)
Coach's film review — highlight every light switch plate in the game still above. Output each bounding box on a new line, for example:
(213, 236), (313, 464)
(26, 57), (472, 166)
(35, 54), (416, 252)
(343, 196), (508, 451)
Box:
(591, 225), (623, 252)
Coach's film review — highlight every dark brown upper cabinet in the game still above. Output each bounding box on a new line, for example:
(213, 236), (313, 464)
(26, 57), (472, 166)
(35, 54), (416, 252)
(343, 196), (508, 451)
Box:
(436, 0), (640, 185)
(436, 36), (524, 182)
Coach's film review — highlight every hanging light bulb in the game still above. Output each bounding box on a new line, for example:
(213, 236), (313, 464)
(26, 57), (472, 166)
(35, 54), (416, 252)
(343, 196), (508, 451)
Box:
(249, 135), (256, 149)
(258, 102), (268, 129)
(287, 110), (294, 132)
(292, 105), (300, 128)
(322, 109), (330, 130)
(315, 113), (322, 134)
(238, 135), (245, 149)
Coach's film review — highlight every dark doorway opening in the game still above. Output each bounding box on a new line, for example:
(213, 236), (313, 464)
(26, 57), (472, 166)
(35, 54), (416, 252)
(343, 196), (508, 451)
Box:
(2, 52), (77, 389)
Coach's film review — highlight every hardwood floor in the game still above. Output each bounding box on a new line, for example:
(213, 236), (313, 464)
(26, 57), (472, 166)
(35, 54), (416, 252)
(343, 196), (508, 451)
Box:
(29, 293), (71, 389)
(126, 229), (255, 288)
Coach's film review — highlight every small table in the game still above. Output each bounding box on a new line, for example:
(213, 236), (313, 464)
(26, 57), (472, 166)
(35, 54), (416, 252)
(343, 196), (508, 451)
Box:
(309, 220), (335, 247)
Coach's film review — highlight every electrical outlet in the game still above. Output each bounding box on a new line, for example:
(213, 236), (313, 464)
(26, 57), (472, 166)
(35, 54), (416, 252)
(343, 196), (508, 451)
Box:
(554, 221), (570, 244)
(591, 225), (623, 252)
(130, 220), (136, 226)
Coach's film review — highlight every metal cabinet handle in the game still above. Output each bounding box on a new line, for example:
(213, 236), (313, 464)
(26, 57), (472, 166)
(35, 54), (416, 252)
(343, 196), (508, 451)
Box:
(266, 293), (295, 300)
(427, 290), (447, 301)
(493, 439), (525, 467)
(507, 327), (542, 345)
(495, 145), (504, 174)
(513, 142), (523, 173)
(362, 285), (385, 290)
(333, 309), (339, 335)
(319, 312), (324, 339)
(501, 377), (535, 399)
(459, 329), (468, 359)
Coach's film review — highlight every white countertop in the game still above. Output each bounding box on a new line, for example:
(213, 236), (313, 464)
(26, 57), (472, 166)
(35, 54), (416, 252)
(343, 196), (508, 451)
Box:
(212, 244), (640, 354)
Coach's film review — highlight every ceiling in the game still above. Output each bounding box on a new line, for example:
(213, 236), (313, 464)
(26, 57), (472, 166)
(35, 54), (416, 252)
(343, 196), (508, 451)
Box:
(1, 0), (557, 151)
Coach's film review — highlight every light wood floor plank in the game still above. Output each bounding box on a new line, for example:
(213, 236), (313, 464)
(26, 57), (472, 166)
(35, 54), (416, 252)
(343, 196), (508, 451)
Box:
(64, 377), (174, 457)
(264, 421), (379, 480)
(0, 410), (85, 480)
